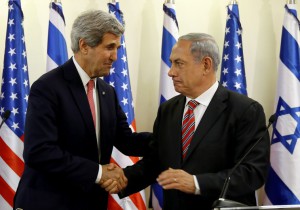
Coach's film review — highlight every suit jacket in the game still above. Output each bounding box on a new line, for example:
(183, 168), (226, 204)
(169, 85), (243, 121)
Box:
(14, 59), (150, 210)
(122, 85), (270, 210)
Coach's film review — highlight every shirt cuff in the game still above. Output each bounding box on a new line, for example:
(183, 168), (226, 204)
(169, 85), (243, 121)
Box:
(193, 175), (200, 195)
(95, 164), (102, 183)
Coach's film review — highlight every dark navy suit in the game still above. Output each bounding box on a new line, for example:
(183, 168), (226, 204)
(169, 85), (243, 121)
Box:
(14, 59), (150, 210)
(122, 85), (270, 210)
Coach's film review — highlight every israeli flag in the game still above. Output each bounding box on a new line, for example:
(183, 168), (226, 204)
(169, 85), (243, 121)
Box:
(264, 4), (300, 205)
(46, 1), (68, 72)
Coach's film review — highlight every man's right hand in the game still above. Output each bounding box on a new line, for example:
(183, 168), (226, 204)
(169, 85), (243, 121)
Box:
(99, 163), (127, 194)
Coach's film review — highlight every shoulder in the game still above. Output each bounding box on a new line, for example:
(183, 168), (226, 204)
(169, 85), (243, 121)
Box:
(30, 59), (75, 95)
(31, 70), (63, 95)
(215, 85), (257, 105)
(230, 90), (260, 107)
(220, 86), (265, 116)
(35, 59), (73, 83)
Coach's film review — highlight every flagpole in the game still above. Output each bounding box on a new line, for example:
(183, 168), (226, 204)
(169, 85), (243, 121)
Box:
(52, 0), (61, 3)
(287, 0), (296, 4)
(109, 0), (118, 3)
(230, 0), (238, 4)
(165, 0), (175, 3)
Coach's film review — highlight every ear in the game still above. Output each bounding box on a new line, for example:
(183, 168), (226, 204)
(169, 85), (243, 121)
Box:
(203, 57), (213, 73)
(78, 38), (88, 55)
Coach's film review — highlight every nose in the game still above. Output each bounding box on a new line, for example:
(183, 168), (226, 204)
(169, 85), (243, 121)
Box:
(168, 65), (176, 77)
(110, 49), (118, 61)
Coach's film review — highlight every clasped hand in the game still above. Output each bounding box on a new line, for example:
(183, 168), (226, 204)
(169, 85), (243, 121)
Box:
(157, 168), (196, 194)
(99, 163), (127, 194)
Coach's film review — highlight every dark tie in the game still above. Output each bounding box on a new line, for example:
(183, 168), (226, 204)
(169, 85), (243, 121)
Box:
(182, 100), (199, 158)
(87, 80), (96, 128)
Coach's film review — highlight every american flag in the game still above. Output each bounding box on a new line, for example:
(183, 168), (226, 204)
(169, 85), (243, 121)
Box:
(220, 3), (247, 96)
(46, 0), (68, 72)
(104, 2), (146, 210)
(264, 4), (300, 205)
(0, 0), (30, 209)
(151, 2), (179, 210)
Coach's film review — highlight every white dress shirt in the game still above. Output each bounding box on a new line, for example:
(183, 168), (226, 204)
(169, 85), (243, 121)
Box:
(182, 81), (219, 194)
(72, 56), (102, 183)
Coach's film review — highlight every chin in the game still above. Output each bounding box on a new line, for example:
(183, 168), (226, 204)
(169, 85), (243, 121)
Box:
(173, 86), (181, 92)
(102, 72), (109, 76)
(97, 69), (109, 77)
(174, 87), (184, 95)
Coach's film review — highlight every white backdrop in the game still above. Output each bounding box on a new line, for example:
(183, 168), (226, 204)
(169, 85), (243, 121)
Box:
(0, 0), (292, 132)
(0, 0), (297, 208)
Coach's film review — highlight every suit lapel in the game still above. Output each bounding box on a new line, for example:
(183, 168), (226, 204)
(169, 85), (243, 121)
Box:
(63, 59), (95, 134)
(96, 78), (108, 136)
(172, 96), (187, 168)
(183, 85), (228, 164)
(95, 78), (113, 161)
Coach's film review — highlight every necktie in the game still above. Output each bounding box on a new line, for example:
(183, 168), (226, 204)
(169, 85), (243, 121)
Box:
(87, 80), (96, 128)
(182, 100), (199, 158)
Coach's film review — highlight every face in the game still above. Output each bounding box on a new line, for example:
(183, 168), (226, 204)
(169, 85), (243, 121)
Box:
(81, 33), (121, 78)
(168, 39), (206, 98)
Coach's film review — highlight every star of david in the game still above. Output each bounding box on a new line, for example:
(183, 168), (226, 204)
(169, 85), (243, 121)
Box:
(271, 97), (300, 154)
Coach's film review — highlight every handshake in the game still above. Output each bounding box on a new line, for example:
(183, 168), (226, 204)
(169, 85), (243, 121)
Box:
(98, 163), (127, 194)
(98, 163), (195, 195)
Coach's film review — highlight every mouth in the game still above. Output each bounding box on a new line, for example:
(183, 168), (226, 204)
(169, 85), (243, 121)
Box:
(104, 61), (113, 66)
(172, 80), (181, 85)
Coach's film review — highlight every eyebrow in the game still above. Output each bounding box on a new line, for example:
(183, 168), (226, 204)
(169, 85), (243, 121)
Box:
(170, 58), (184, 63)
(106, 42), (121, 48)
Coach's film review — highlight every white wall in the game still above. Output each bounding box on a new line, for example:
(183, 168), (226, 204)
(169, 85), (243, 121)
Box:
(0, 0), (296, 207)
(0, 0), (292, 132)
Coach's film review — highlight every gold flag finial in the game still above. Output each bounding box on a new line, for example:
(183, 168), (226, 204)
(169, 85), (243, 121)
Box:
(165, 0), (175, 3)
(287, 0), (296, 4)
(230, 0), (238, 4)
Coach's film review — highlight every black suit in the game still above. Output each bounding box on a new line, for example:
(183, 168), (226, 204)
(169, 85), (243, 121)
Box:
(14, 59), (150, 210)
(122, 85), (270, 210)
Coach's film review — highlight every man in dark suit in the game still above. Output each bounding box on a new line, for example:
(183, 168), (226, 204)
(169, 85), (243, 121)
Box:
(113, 33), (270, 209)
(14, 10), (150, 210)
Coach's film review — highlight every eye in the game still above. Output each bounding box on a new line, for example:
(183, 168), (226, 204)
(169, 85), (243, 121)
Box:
(175, 61), (184, 68)
(106, 44), (117, 50)
(106, 46), (114, 50)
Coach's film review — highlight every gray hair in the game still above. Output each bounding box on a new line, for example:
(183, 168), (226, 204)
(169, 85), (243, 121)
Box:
(71, 10), (124, 53)
(178, 33), (220, 71)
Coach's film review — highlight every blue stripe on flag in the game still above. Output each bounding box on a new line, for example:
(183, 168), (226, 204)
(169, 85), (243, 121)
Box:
(280, 27), (300, 81)
(51, 2), (65, 24)
(285, 4), (299, 19)
(152, 182), (164, 207)
(160, 95), (167, 104)
(47, 22), (68, 65)
(161, 27), (177, 68)
(163, 4), (178, 28)
(265, 167), (300, 204)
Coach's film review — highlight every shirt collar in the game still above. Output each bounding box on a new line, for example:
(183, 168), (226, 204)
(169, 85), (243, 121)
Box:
(185, 81), (219, 107)
(72, 56), (97, 87)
